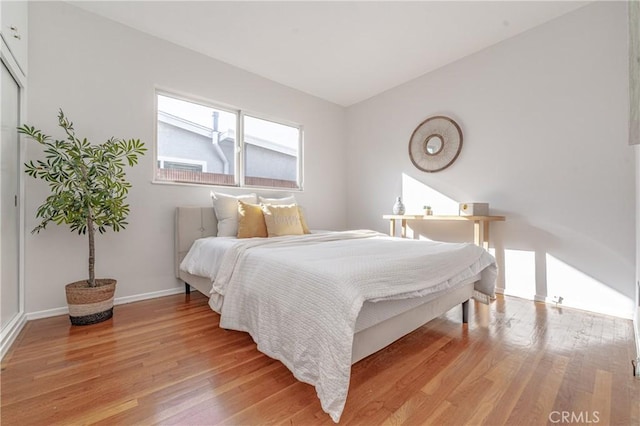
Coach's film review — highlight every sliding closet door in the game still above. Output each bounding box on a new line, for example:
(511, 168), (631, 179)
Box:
(1, 61), (20, 332)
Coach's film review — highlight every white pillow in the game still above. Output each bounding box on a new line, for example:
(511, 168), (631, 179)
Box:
(258, 195), (297, 205)
(211, 192), (257, 237)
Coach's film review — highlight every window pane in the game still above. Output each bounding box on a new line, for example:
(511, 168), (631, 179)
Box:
(156, 94), (237, 186)
(243, 115), (300, 189)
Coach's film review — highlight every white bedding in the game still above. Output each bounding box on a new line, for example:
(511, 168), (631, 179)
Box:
(179, 236), (239, 280)
(182, 230), (497, 422)
(180, 235), (479, 330)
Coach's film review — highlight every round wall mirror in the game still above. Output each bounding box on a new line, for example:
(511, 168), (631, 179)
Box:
(408, 116), (463, 172)
(424, 135), (443, 155)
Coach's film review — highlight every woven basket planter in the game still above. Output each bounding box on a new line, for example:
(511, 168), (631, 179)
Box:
(65, 279), (116, 326)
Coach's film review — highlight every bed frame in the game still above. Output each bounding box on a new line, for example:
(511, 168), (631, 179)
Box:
(175, 206), (473, 364)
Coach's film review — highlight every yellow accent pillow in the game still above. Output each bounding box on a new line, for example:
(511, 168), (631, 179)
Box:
(237, 201), (267, 238)
(262, 204), (304, 237)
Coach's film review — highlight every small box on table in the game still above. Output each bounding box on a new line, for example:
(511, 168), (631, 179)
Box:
(459, 202), (489, 216)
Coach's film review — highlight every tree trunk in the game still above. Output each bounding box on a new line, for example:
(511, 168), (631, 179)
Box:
(87, 213), (96, 287)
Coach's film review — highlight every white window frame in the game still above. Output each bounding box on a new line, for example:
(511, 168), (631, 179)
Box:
(154, 90), (304, 191)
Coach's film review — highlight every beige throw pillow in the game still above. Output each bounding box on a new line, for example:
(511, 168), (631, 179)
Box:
(237, 201), (268, 238)
(258, 196), (310, 234)
(262, 204), (304, 237)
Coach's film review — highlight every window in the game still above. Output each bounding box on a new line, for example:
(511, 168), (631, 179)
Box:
(155, 92), (303, 190)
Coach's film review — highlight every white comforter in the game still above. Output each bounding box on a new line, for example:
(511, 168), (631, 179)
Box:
(183, 231), (496, 422)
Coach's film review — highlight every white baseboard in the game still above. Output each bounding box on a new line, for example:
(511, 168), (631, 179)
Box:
(1, 312), (27, 360)
(26, 286), (185, 321)
(27, 306), (69, 321)
(495, 290), (633, 320)
(113, 287), (185, 306)
(533, 294), (633, 320)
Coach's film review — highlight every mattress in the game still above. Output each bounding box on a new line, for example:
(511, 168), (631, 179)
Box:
(355, 275), (477, 333)
(199, 273), (477, 334)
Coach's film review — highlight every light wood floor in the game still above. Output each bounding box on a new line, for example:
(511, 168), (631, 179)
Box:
(1, 292), (638, 425)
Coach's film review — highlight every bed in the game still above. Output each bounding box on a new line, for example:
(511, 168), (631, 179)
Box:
(175, 206), (497, 422)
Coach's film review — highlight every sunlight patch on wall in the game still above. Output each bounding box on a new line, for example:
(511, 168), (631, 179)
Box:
(502, 249), (536, 300)
(401, 173), (459, 215)
(546, 254), (633, 319)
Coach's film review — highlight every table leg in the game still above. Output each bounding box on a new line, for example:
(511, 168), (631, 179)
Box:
(401, 219), (407, 238)
(389, 218), (396, 237)
(483, 221), (490, 250)
(473, 221), (483, 246)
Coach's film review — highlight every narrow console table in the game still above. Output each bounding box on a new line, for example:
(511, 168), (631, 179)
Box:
(382, 214), (505, 249)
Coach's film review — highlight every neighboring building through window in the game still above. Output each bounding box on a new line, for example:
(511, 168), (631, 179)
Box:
(155, 92), (302, 189)
(158, 157), (206, 172)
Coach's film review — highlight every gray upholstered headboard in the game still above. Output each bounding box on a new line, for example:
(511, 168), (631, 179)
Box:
(175, 207), (218, 278)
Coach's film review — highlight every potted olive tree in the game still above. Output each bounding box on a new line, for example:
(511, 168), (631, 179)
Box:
(19, 109), (146, 325)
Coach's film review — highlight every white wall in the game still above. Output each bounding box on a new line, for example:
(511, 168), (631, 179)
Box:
(25, 2), (347, 313)
(346, 2), (635, 318)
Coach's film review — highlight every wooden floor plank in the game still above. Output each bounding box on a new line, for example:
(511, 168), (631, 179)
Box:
(463, 351), (529, 425)
(592, 369), (612, 425)
(1, 292), (638, 425)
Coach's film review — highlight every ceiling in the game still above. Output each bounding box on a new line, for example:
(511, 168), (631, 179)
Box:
(70, 1), (590, 107)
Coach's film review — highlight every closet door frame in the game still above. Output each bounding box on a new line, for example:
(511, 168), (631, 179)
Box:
(1, 36), (26, 360)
